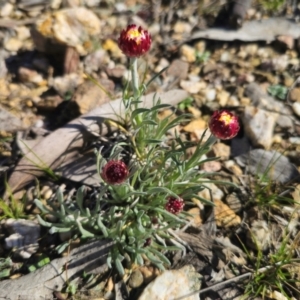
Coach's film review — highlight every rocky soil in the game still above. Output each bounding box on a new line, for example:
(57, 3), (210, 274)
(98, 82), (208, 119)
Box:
(1, 0), (300, 299)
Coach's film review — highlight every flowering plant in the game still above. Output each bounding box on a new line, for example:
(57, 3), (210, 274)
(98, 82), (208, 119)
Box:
(34, 24), (239, 275)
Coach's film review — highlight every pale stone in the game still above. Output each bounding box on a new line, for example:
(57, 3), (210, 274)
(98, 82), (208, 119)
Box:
(173, 21), (192, 34)
(4, 219), (40, 259)
(216, 90), (229, 106)
(292, 102), (300, 117)
(214, 199), (241, 228)
(247, 220), (271, 251)
(15, 26), (31, 41)
(180, 44), (196, 63)
(0, 3), (13, 17)
(205, 89), (216, 101)
(242, 106), (276, 149)
(4, 37), (23, 52)
(180, 80), (204, 94)
(138, 265), (201, 300)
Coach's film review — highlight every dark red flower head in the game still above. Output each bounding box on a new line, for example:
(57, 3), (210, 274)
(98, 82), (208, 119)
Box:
(209, 110), (240, 140)
(165, 196), (185, 215)
(101, 160), (129, 185)
(118, 24), (151, 57)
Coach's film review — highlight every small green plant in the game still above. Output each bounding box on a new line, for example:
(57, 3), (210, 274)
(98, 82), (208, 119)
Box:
(196, 50), (211, 64)
(0, 183), (26, 220)
(258, 0), (285, 12)
(243, 227), (300, 299)
(0, 257), (13, 279)
(178, 97), (194, 110)
(34, 24), (240, 275)
(268, 84), (288, 101)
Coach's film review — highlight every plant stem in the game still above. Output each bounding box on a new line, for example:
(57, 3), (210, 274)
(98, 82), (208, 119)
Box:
(130, 57), (139, 101)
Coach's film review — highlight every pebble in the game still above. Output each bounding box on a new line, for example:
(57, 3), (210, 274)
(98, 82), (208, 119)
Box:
(220, 51), (231, 62)
(4, 37), (23, 52)
(0, 3), (13, 17)
(205, 89), (216, 101)
(242, 106), (276, 149)
(216, 90), (229, 106)
(214, 199), (241, 228)
(129, 269), (144, 288)
(15, 26), (31, 41)
(247, 220), (271, 251)
(180, 80), (204, 94)
(289, 88), (300, 102)
(292, 102), (300, 117)
(180, 44), (196, 63)
(212, 143), (230, 160)
(4, 219), (40, 259)
(186, 207), (202, 227)
(138, 265), (201, 300)
(226, 193), (242, 213)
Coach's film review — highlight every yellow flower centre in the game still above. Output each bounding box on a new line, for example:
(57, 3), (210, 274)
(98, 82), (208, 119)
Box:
(127, 28), (143, 44)
(218, 113), (232, 125)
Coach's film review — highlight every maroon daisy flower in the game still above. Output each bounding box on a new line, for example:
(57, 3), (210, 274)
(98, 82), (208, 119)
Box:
(101, 160), (129, 185)
(209, 110), (240, 140)
(165, 196), (185, 215)
(118, 24), (151, 57)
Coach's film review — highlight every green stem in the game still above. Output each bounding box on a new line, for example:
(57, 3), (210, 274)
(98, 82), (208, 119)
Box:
(130, 57), (139, 101)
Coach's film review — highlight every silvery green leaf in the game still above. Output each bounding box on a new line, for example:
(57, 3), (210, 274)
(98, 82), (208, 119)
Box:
(149, 247), (171, 266)
(136, 253), (144, 265)
(36, 214), (52, 227)
(76, 219), (94, 238)
(131, 108), (150, 119)
(116, 220), (124, 235)
(145, 251), (162, 265)
(128, 236), (135, 244)
(97, 215), (108, 237)
(76, 186), (85, 212)
(115, 257), (124, 276)
(106, 255), (112, 268)
(49, 226), (71, 234)
(56, 242), (69, 254)
(56, 188), (64, 204)
(124, 245), (135, 253)
(34, 199), (52, 214)
(150, 103), (171, 111)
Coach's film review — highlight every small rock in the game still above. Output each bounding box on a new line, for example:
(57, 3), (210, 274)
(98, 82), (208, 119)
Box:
(247, 220), (271, 251)
(15, 26), (31, 41)
(289, 88), (300, 102)
(102, 39), (123, 59)
(216, 90), (230, 106)
(242, 106), (276, 149)
(220, 51), (231, 62)
(4, 37), (23, 52)
(4, 219), (40, 259)
(212, 143), (230, 160)
(51, 73), (83, 96)
(205, 89), (216, 101)
(84, 49), (110, 73)
(139, 266), (160, 284)
(106, 64), (126, 78)
(129, 269), (144, 288)
(173, 21), (192, 34)
(202, 62), (217, 76)
(203, 160), (222, 172)
(226, 193), (242, 213)
(32, 7), (101, 56)
(187, 207), (202, 227)
(180, 80), (204, 94)
(292, 102), (300, 117)
(180, 44), (196, 63)
(235, 149), (300, 184)
(18, 67), (45, 86)
(70, 79), (113, 114)
(167, 59), (189, 80)
(214, 199), (241, 228)
(138, 265), (201, 300)
(0, 2), (13, 17)
(0, 107), (24, 132)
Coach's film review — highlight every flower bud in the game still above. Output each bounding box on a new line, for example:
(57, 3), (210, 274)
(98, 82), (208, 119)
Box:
(101, 160), (129, 185)
(118, 24), (151, 57)
(209, 110), (240, 140)
(165, 196), (185, 215)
